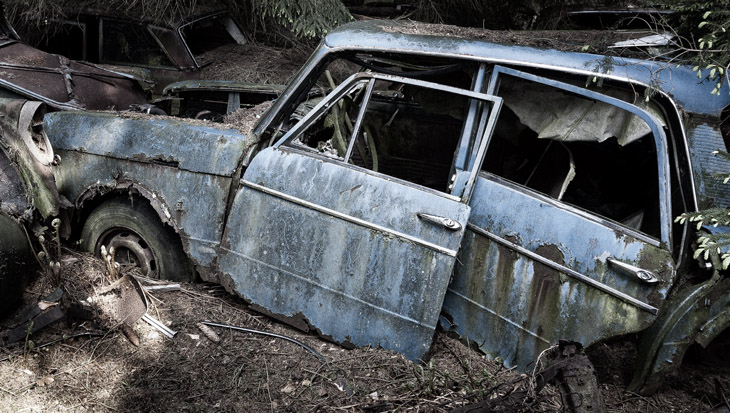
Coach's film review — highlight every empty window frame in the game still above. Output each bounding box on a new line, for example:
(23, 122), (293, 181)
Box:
(100, 19), (174, 68)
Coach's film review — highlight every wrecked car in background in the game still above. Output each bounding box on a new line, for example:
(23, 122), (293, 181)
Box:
(0, 5), (147, 111)
(3, 3), (291, 119)
(23, 10), (247, 93)
(0, 98), (64, 316)
(38, 19), (730, 394)
(158, 80), (286, 120)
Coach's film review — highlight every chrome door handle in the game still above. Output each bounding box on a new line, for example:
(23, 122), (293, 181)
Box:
(607, 258), (660, 284)
(417, 213), (461, 231)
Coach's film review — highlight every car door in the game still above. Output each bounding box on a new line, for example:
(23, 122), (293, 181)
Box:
(219, 72), (502, 360)
(442, 66), (677, 369)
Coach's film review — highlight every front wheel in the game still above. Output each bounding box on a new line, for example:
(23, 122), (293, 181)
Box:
(80, 198), (194, 282)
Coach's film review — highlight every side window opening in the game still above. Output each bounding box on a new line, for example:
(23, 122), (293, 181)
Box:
(352, 80), (468, 190)
(483, 76), (662, 239)
(265, 53), (475, 146)
(33, 21), (87, 61)
(181, 15), (246, 59)
(286, 76), (479, 193)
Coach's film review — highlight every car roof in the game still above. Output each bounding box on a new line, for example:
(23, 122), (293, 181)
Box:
(326, 20), (730, 117)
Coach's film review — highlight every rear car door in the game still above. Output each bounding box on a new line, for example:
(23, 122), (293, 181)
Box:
(219, 72), (501, 360)
(442, 66), (676, 369)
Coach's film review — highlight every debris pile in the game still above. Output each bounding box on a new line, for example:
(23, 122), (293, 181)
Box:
(198, 43), (309, 85)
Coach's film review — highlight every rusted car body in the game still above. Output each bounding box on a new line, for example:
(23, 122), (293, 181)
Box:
(39, 20), (730, 394)
(0, 38), (148, 111)
(0, 98), (64, 316)
(0, 4), (147, 111)
(0, 211), (33, 316)
(25, 10), (247, 93)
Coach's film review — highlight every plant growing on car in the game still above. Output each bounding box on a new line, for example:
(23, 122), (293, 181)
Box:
(661, 1), (730, 269)
(660, 1), (729, 94)
(676, 150), (730, 270)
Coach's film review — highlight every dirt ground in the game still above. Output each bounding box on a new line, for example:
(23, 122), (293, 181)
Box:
(1, 251), (728, 412)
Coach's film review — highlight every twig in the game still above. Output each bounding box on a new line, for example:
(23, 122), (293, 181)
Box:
(264, 358), (274, 413)
(0, 385), (17, 397)
(201, 321), (325, 362)
(0, 332), (105, 362)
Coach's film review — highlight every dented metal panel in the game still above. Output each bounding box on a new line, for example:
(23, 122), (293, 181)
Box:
(219, 147), (471, 361)
(630, 275), (730, 394)
(44, 111), (252, 177)
(53, 150), (232, 269)
(44, 111), (255, 271)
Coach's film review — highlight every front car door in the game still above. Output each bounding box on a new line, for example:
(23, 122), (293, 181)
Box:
(218, 72), (501, 360)
(442, 66), (677, 369)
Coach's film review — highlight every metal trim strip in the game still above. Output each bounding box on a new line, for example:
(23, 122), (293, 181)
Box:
(467, 223), (659, 314)
(281, 146), (463, 203)
(241, 180), (459, 257)
(445, 289), (551, 344)
(478, 172), (663, 248)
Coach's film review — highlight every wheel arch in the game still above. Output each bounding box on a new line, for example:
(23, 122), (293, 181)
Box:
(71, 180), (181, 244)
(629, 274), (730, 394)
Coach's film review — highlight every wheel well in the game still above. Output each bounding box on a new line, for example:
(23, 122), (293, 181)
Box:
(77, 192), (197, 282)
(71, 188), (176, 244)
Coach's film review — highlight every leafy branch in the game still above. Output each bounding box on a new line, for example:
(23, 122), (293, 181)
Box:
(675, 151), (730, 270)
(658, 1), (730, 95)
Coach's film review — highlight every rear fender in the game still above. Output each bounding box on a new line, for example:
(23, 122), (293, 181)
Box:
(0, 98), (65, 219)
(629, 267), (730, 394)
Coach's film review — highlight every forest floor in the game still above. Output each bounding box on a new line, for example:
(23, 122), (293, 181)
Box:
(0, 251), (728, 412)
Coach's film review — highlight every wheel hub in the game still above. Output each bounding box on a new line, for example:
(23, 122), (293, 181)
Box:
(98, 230), (157, 277)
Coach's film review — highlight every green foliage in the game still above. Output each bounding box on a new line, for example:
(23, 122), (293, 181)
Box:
(662, 2), (730, 271)
(410, 0), (635, 30)
(675, 151), (730, 270)
(246, 0), (353, 42)
(660, 0), (730, 95)
(4, 0), (353, 45)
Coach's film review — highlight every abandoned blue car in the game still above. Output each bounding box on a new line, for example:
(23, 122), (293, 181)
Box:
(24, 20), (730, 395)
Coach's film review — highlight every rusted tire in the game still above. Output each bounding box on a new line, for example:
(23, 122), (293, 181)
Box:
(80, 198), (194, 282)
(536, 341), (606, 413)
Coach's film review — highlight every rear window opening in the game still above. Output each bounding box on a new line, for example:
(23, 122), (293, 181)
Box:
(101, 19), (174, 67)
(34, 21), (87, 61)
(181, 15), (246, 61)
